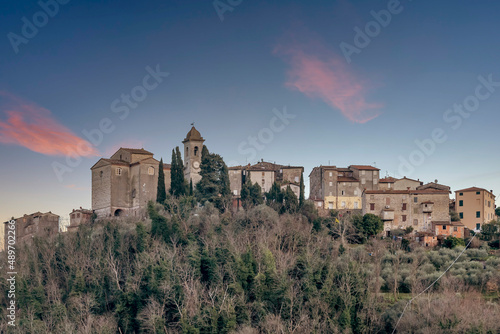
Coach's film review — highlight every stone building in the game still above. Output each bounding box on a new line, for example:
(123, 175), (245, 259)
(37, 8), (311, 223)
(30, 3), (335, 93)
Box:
(91, 126), (207, 218)
(455, 187), (496, 231)
(4, 212), (60, 248)
(361, 188), (450, 234)
(432, 221), (465, 239)
(228, 161), (304, 208)
(309, 165), (379, 211)
(67, 208), (93, 232)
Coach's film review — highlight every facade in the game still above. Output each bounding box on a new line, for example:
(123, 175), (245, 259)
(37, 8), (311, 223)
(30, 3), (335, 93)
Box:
(393, 177), (423, 190)
(362, 189), (450, 234)
(228, 161), (304, 208)
(67, 208), (93, 232)
(4, 212), (59, 248)
(309, 165), (379, 211)
(455, 187), (496, 231)
(91, 148), (171, 218)
(183, 127), (205, 185)
(432, 221), (465, 239)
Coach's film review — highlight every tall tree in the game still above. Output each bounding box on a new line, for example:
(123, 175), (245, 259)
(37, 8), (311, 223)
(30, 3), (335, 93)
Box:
(156, 158), (166, 203)
(265, 182), (283, 212)
(170, 147), (186, 197)
(299, 172), (305, 208)
(282, 185), (299, 214)
(241, 176), (264, 209)
(196, 145), (232, 210)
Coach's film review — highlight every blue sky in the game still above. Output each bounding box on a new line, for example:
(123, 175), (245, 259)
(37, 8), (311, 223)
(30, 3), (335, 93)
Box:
(1, 0), (499, 222)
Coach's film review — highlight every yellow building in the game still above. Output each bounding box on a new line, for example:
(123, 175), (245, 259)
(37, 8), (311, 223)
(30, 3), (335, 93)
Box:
(455, 187), (496, 231)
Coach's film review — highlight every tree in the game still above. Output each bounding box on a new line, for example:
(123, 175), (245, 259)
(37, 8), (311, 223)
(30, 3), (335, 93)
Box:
(156, 158), (166, 203)
(496, 207), (500, 218)
(241, 176), (263, 209)
(480, 221), (500, 241)
(282, 185), (299, 214)
(450, 211), (460, 222)
(443, 236), (466, 248)
(299, 172), (305, 208)
(265, 182), (283, 212)
(170, 147), (186, 197)
(354, 213), (384, 241)
(196, 145), (231, 210)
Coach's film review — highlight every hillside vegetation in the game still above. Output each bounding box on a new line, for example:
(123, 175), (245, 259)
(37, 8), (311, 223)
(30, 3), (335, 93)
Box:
(1, 197), (500, 333)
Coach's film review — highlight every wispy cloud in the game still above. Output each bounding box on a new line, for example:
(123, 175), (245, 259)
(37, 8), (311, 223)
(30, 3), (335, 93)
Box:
(274, 41), (383, 123)
(0, 92), (98, 156)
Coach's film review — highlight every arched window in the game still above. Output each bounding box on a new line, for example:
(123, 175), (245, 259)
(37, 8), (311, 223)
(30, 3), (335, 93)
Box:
(148, 166), (155, 175)
(194, 146), (199, 156)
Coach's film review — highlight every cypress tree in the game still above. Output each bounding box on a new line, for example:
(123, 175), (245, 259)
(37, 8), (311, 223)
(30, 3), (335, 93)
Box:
(170, 147), (186, 197)
(169, 149), (177, 196)
(299, 172), (305, 208)
(156, 158), (166, 203)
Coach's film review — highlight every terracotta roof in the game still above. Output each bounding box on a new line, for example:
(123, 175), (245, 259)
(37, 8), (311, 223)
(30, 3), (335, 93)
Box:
(433, 221), (464, 226)
(379, 177), (397, 183)
(349, 165), (380, 171)
(183, 126), (204, 142)
(421, 201), (434, 204)
(120, 148), (153, 155)
(417, 182), (450, 191)
(398, 176), (422, 183)
(228, 166), (244, 170)
(336, 167), (351, 172)
(455, 187), (494, 195)
(337, 177), (359, 182)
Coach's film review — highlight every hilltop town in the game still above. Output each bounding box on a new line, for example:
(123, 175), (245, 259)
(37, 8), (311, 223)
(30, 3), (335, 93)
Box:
(3, 126), (498, 252)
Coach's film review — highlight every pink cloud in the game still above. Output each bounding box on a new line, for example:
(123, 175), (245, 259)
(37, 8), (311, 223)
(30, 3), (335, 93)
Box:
(0, 92), (99, 156)
(274, 43), (383, 123)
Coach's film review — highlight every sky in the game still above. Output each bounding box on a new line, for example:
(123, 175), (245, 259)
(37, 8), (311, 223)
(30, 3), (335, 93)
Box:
(1, 0), (499, 222)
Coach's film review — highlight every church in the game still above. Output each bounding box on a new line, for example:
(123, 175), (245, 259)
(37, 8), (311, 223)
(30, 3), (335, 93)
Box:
(91, 126), (204, 218)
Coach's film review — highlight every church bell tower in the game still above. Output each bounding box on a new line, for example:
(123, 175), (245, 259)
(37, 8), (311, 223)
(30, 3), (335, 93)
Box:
(183, 125), (204, 185)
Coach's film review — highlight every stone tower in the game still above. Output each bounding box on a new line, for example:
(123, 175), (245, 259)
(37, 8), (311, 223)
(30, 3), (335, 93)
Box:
(183, 126), (204, 185)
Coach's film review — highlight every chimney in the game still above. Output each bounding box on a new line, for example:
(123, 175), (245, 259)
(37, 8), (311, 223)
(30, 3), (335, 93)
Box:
(435, 179), (438, 183)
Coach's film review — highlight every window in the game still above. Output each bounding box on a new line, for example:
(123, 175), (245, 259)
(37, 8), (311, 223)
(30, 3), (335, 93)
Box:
(459, 200), (463, 206)
(132, 189), (136, 198)
(262, 172), (265, 177)
(414, 197), (418, 203)
(476, 211), (480, 218)
(194, 146), (199, 156)
(116, 168), (122, 176)
(328, 202), (333, 210)
(413, 219), (418, 226)
(386, 198), (390, 205)
(317, 202), (322, 207)
(354, 190), (358, 196)
(402, 203), (407, 210)
(354, 202), (359, 209)
(488, 201), (491, 207)
(370, 203), (375, 210)
(341, 201), (346, 208)
(100, 171), (103, 177)
(329, 181), (333, 186)
(459, 192), (463, 196)
(341, 190), (346, 196)
(388, 183), (391, 189)
(295, 176), (299, 182)
(454, 227), (458, 232)
(361, 179), (366, 184)
(329, 172), (332, 177)
(476, 223), (481, 230)
(233, 190), (238, 195)
(402, 215), (407, 222)
(459, 212), (463, 219)
(373, 178), (378, 184)
(148, 166), (155, 175)
(443, 225), (447, 230)
(362, 170), (366, 175)
(476, 191), (480, 195)
(413, 208), (418, 214)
